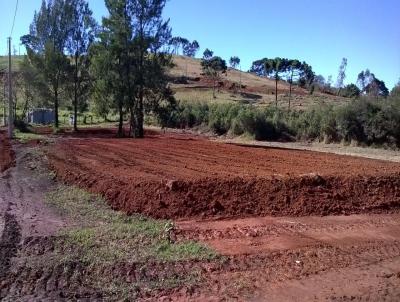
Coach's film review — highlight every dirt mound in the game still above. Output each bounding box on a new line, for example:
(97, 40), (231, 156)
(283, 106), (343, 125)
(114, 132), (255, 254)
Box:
(46, 130), (400, 220)
(48, 171), (400, 219)
(0, 130), (15, 172)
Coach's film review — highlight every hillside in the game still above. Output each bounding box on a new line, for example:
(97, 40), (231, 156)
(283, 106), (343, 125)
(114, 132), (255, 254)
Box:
(0, 55), (348, 110)
(170, 55), (348, 109)
(0, 56), (23, 73)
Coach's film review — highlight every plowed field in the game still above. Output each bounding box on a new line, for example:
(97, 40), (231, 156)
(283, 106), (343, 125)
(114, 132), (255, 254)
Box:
(47, 129), (400, 220)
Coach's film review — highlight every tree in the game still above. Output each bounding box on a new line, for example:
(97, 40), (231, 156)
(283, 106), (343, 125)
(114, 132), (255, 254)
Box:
(357, 69), (389, 97)
(19, 56), (41, 118)
(229, 56), (241, 94)
(286, 59), (302, 100)
(229, 56), (240, 69)
(182, 40), (200, 77)
(169, 36), (188, 55)
(366, 78), (389, 98)
(264, 58), (288, 106)
(250, 57), (314, 107)
(203, 48), (213, 60)
(21, 0), (73, 129)
(95, 0), (174, 138)
(66, 0), (97, 131)
(130, 0), (174, 138)
(201, 56), (227, 99)
(183, 40), (199, 58)
(391, 80), (400, 97)
(336, 58), (348, 95)
(341, 84), (360, 98)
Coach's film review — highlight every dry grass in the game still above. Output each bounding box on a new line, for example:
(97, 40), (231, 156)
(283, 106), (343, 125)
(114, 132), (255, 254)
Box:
(170, 55), (349, 109)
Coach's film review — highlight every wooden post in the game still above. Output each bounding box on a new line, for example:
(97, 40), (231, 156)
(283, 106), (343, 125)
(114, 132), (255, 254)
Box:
(8, 37), (13, 138)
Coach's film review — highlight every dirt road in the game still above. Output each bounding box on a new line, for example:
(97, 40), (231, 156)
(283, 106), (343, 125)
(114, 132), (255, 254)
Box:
(0, 130), (14, 172)
(0, 146), (67, 294)
(174, 214), (400, 300)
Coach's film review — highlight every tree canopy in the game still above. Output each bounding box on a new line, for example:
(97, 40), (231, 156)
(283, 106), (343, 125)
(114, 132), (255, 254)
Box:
(201, 55), (227, 99)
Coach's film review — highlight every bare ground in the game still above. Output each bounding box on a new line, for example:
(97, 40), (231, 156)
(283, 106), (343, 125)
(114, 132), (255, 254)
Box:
(1, 129), (400, 301)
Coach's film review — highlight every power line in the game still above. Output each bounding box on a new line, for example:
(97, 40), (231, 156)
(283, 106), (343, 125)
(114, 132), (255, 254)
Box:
(10, 0), (19, 37)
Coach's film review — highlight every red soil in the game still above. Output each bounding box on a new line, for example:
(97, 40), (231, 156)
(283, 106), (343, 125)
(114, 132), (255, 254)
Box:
(0, 130), (15, 173)
(46, 128), (400, 220)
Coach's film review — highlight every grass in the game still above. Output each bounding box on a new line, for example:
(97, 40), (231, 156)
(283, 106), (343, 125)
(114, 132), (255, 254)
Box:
(39, 185), (217, 298)
(45, 185), (217, 264)
(0, 55), (23, 72)
(11, 147), (218, 299)
(170, 55), (348, 109)
(14, 129), (46, 143)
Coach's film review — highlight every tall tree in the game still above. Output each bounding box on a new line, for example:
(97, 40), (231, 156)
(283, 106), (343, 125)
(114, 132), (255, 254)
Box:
(90, 36), (126, 136)
(182, 40), (200, 76)
(336, 57), (347, 95)
(21, 0), (72, 129)
(18, 56), (41, 118)
(229, 56), (241, 94)
(264, 58), (288, 106)
(129, 0), (173, 138)
(357, 69), (389, 97)
(391, 80), (400, 97)
(203, 48), (213, 60)
(183, 40), (199, 58)
(95, 0), (174, 138)
(169, 36), (188, 55)
(201, 55), (227, 99)
(286, 59), (301, 100)
(66, 0), (97, 131)
(229, 56), (240, 69)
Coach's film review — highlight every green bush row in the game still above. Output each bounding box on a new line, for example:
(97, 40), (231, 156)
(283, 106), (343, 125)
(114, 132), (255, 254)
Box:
(159, 96), (400, 148)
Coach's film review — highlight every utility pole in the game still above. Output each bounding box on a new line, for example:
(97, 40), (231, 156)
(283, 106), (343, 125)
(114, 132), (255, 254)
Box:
(8, 37), (13, 138)
(3, 79), (6, 126)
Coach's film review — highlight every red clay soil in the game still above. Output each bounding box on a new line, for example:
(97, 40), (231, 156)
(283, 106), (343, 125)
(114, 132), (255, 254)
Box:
(46, 129), (400, 220)
(0, 130), (15, 173)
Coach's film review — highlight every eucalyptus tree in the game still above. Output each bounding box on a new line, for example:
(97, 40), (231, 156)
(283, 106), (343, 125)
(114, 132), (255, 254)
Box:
(21, 0), (73, 129)
(201, 55), (227, 99)
(66, 0), (97, 131)
(229, 56), (240, 69)
(357, 69), (389, 97)
(336, 58), (347, 95)
(203, 48), (213, 60)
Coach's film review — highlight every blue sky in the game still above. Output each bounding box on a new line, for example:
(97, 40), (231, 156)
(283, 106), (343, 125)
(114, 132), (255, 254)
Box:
(1, 0), (399, 89)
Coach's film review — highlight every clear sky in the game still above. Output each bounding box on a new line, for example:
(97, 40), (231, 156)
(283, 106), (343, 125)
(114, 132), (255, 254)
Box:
(1, 0), (399, 89)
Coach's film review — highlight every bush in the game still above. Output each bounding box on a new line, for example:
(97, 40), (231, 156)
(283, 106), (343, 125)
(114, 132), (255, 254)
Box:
(153, 96), (400, 148)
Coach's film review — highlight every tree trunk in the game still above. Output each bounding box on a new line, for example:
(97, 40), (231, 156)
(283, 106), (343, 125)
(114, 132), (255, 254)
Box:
(54, 88), (59, 129)
(129, 106), (135, 137)
(289, 70), (293, 111)
(213, 79), (216, 99)
(275, 76), (278, 107)
(118, 102), (123, 137)
(134, 88), (144, 138)
(73, 53), (78, 132)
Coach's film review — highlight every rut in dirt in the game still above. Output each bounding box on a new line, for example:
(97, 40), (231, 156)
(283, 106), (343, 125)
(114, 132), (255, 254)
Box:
(0, 130), (15, 173)
(0, 213), (21, 280)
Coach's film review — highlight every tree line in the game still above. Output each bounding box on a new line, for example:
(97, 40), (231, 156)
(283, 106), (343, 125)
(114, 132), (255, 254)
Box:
(19, 0), (176, 137)
(5, 0), (395, 137)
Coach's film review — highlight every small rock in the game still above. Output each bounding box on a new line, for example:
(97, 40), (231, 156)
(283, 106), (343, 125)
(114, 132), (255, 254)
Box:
(166, 179), (179, 191)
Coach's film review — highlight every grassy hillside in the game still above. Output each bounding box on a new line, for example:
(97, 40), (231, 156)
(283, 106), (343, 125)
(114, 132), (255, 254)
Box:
(0, 55), (23, 73)
(0, 55), (348, 111)
(170, 55), (348, 109)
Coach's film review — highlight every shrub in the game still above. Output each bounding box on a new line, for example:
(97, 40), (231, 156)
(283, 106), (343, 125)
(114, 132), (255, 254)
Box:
(153, 96), (400, 148)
